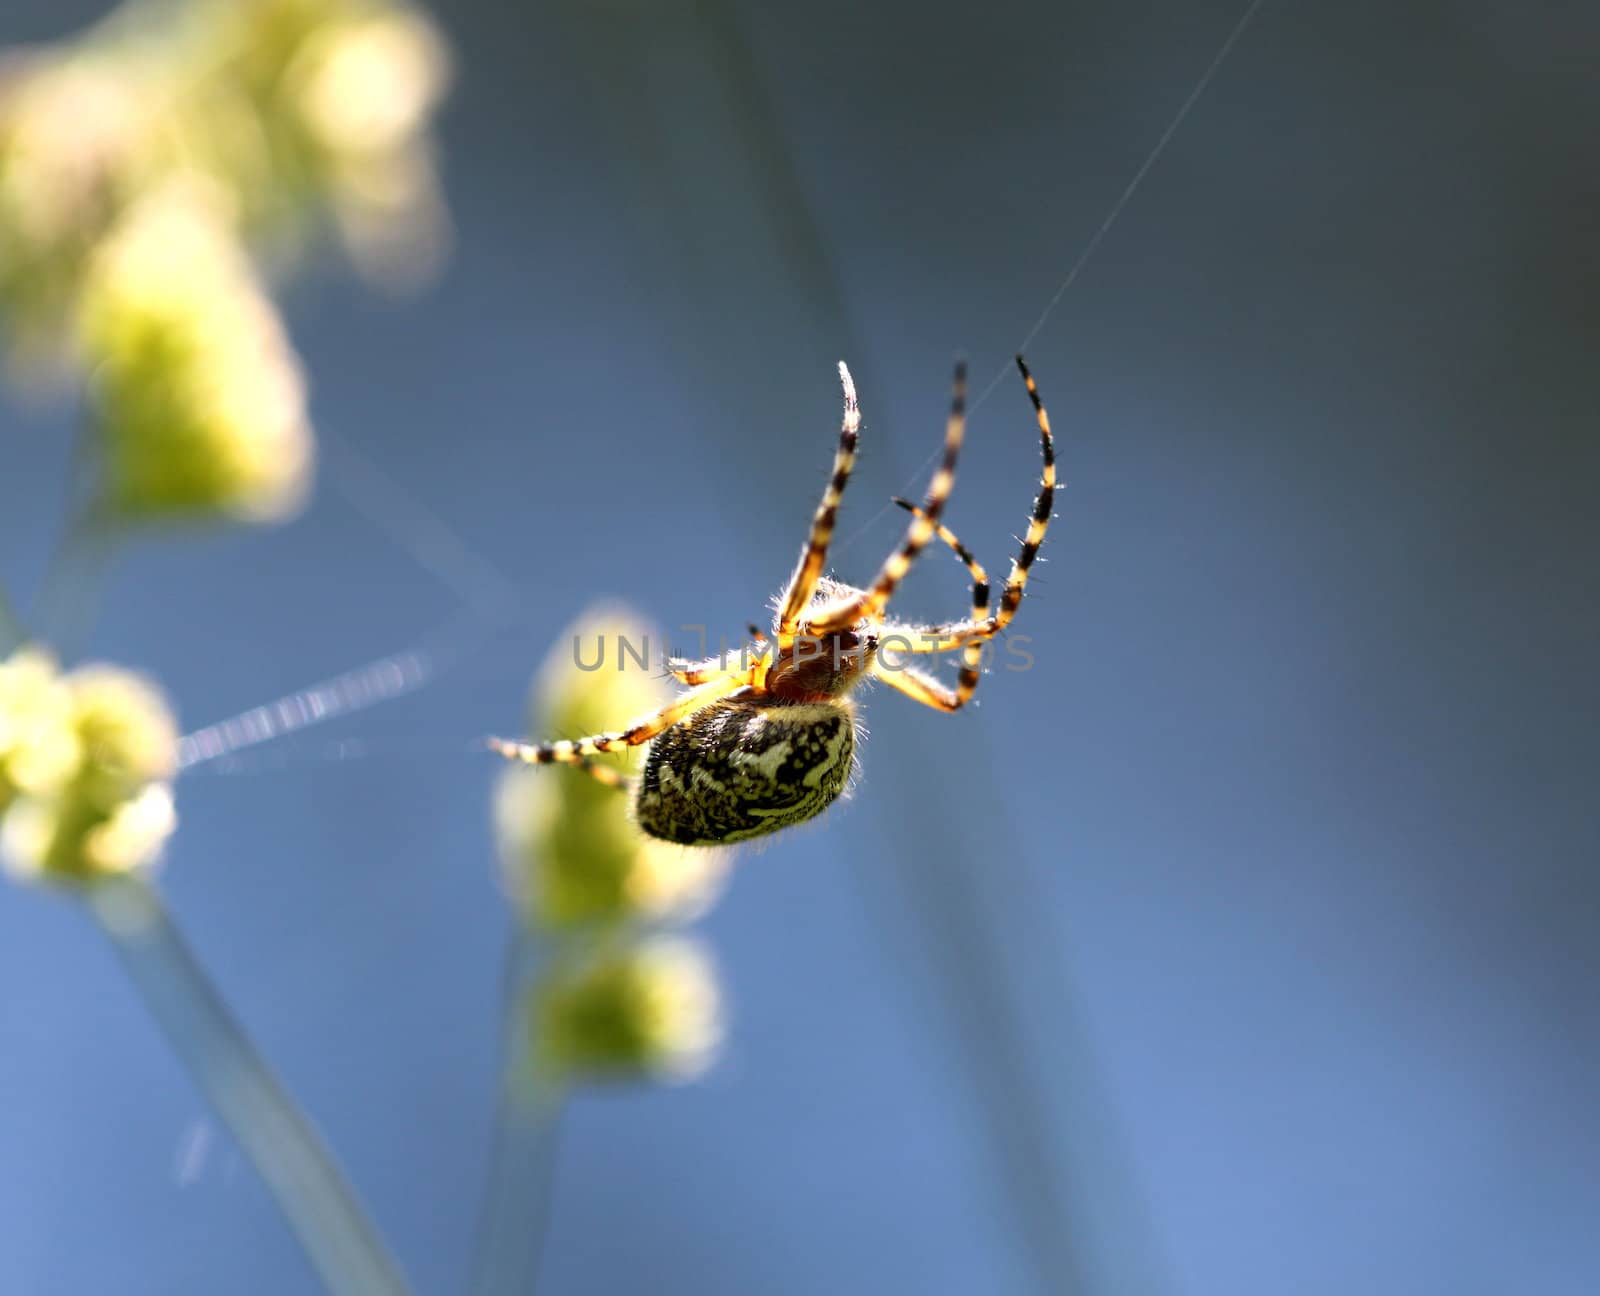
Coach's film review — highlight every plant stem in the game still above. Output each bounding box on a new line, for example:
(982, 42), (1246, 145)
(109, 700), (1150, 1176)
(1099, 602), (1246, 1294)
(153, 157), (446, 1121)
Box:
(86, 877), (413, 1296)
(468, 932), (566, 1296)
(34, 414), (118, 661)
(36, 505), (119, 662)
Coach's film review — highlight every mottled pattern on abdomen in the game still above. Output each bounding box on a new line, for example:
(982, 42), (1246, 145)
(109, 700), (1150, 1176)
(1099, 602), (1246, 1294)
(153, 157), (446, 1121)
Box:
(635, 698), (856, 846)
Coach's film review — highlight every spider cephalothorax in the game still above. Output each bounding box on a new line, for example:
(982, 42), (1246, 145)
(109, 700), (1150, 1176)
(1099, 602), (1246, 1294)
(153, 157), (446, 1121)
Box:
(492, 357), (1057, 846)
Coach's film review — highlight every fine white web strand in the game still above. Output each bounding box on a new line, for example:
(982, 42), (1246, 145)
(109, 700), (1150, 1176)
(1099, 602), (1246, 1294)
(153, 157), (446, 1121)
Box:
(836, 0), (1269, 556)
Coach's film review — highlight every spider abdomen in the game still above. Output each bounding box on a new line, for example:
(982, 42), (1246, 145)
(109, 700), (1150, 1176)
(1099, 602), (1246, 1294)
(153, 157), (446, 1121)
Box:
(635, 697), (856, 846)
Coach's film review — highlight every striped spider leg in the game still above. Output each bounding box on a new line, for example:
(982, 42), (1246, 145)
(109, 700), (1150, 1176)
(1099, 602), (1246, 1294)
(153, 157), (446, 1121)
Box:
(772, 360), (862, 661)
(887, 355), (1057, 661)
(490, 670), (752, 784)
(872, 498), (991, 712)
(800, 361), (969, 636)
(666, 626), (770, 688)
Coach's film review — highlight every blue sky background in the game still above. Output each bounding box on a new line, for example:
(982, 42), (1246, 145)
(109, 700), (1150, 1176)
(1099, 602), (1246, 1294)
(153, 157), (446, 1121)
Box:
(2, 1), (1596, 1293)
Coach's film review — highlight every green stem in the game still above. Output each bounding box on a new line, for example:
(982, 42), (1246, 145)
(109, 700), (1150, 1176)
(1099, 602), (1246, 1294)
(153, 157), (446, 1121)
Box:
(36, 505), (119, 663)
(86, 877), (413, 1296)
(34, 414), (118, 662)
(468, 932), (567, 1296)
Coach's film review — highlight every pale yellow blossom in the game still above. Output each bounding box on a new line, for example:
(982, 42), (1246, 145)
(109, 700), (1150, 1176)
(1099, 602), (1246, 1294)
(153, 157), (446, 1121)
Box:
(78, 181), (313, 522)
(1, 658), (179, 884)
(532, 937), (723, 1083)
(0, 649), (80, 811)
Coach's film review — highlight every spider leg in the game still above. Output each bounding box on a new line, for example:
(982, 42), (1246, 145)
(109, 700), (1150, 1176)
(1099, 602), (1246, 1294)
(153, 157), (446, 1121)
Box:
(668, 654), (743, 686)
(668, 661), (729, 685)
(891, 497), (990, 619)
(809, 360), (967, 633)
(991, 354), (1057, 630)
(488, 743), (631, 789)
(776, 362), (861, 645)
(668, 632), (771, 686)
(890, 497), (989, 700)
(878, 354), (1057, 654)
(893, 621), (996, 653)
(872, 657), (977, 713)
(489, 671), (750, 766)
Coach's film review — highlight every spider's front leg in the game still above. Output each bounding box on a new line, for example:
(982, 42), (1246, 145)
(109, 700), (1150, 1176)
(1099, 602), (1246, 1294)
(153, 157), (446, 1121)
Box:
(808, 360), (969, 634)
(878, 354), (1059, 657)
(667, 656), (742, 687)
(666, 627), (772, 686)
(776, 362), (861, 648)
(490, 671), (751, 768)
(889, 498), (990, 706)
(873, 609), (991, 711)
(872, 658), (974, 713)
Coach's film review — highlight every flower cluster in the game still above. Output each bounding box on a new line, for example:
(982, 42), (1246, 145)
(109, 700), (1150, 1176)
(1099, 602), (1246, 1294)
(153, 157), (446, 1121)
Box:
(0, 649), (179, 885)
(79, 181), (314, 521)
(496, 606), (731, 1085)
(0, 44), (171, 375)
(0, 0), (450, 522)
(174, 0), (451, 282)
(533, 936), (722, 1083)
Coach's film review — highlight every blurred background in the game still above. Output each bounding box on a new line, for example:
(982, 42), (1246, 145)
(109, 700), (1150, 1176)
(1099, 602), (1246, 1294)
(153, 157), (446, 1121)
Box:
(2, 0), (1597, 1292)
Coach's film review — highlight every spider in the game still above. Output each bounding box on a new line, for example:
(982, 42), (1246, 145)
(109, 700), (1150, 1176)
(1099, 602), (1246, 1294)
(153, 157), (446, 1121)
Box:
(491, 355), (1056, 846)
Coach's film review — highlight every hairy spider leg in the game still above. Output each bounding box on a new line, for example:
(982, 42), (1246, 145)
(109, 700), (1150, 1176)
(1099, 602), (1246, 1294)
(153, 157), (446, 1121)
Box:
(872, 658), (979, 713)
(489, 671), (750, 766)
(668, 653), (751, 686)
(809, 360), (968, 633)
(775, 361), (861, 647)
(902, 355), (1057, 653)
(888, 497), (990, 705)
(485, 741), (631, 789)
(668, 624), (773, 686)
(669, 657), (730, 686)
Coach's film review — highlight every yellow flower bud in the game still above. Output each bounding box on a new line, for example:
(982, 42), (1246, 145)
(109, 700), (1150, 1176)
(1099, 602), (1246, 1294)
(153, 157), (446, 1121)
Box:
(65, 664), (180, 799)
(287, 10), (450, 284)
(0, 649), (80, 811)
(177, 0), (451, 286)
(0, 51), (161, 372)
(0, 56), (143, 250)
(495, 606), (730, 928)
(77, 181), (314, 522)
(532, 937), (722, 1084)
(291, 13), (449, 159)
(1, 660), (179, 885)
